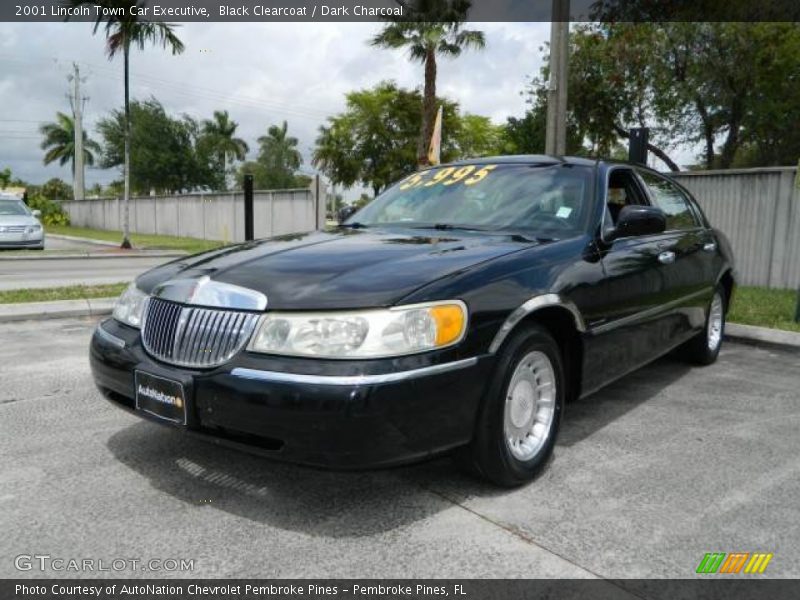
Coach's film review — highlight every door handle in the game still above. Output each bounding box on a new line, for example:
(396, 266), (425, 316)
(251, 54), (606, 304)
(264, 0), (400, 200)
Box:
(658, 251), (676, 264)
(702, 242), (717, 252)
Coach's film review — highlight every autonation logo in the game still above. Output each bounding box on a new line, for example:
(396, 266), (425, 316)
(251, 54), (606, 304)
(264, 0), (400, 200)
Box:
(137, 385), (182, 408)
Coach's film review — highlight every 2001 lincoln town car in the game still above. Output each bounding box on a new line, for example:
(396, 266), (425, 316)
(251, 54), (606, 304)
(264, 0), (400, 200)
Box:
(91, 156), (736, 485)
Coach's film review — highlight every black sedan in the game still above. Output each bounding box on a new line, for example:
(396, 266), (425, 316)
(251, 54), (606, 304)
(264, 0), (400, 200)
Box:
(91, 156), (735, 486)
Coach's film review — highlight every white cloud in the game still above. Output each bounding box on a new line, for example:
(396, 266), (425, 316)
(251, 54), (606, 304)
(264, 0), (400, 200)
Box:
(0, 21), (547, 188)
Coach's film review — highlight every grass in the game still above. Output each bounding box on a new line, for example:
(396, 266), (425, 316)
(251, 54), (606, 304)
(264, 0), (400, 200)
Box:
(45, 224), (225, 254)
(729, 286), (800, 333)
(0, 283), (128, 305)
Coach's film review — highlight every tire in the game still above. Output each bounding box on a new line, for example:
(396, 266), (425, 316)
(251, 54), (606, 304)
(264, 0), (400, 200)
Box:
(462, 323), (565, 487)
(681, 286), (726, 365)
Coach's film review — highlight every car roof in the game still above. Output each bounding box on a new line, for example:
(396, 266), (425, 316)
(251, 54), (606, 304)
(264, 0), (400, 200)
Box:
(439, 155), (601, 168)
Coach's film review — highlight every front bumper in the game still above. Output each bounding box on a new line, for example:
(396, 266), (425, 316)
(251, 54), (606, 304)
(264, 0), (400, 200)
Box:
(90, 319), (493, 468)
(0, 231), (44, 248)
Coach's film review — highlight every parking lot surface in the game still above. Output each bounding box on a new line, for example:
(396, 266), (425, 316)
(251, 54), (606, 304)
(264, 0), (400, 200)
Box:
(1, 317), (798, 578)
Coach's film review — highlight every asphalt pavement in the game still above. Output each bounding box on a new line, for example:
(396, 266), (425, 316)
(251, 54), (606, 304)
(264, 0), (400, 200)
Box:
(1, 317), (799, 579)
(43, 236), (105, 252)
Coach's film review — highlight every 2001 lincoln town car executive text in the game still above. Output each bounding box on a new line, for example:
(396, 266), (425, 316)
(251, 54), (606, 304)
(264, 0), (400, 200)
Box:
(91, 156), (735, 486)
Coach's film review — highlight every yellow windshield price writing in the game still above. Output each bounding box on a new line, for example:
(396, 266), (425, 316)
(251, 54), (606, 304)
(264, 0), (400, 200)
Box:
(398, 164), (498, 191)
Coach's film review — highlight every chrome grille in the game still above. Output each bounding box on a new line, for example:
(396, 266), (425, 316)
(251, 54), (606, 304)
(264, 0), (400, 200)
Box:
(0, 225), (27, 233)
(142, 297), (259, 368)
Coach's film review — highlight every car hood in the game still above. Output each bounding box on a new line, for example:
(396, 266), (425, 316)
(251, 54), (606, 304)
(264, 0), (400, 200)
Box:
(0, 215), (39, 227)
(137, 228), (536, 309)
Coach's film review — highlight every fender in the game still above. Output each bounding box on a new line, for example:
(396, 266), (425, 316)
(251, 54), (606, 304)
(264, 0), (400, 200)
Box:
(488, 293), (586, 354)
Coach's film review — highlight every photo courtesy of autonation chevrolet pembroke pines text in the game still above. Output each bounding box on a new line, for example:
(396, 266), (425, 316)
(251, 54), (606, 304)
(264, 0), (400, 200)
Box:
(1, 0), (800, 598)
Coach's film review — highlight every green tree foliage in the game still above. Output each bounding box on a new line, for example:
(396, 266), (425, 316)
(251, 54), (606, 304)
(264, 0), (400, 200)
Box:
(235, 121), (307, 190)
(312, 82), (463, 195)
(452, 114), (506, 158)
(97, 98), (214, 194)
(39, 112), (102, 173)
(26, 194), (71, 226)
(371, 0), (484, 166)
(502, 94), (584, 156)
(256, 120), (302, 188)
(198, 110), (248, 190)
(545, 22), (800, 170)
(23, 178), (74, 203)
(0, 168), (11, 189)
(67, 0), (185, 247)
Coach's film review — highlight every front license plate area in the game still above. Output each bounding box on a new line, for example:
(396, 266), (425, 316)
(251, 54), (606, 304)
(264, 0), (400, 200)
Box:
(135, 371), (187, 425)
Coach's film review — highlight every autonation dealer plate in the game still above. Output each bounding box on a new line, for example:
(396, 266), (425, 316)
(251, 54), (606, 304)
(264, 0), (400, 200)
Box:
(134, 371), (187, 425)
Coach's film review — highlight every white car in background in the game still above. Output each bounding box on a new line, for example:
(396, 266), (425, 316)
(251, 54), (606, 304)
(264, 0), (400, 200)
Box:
(0, 195), (44, 250)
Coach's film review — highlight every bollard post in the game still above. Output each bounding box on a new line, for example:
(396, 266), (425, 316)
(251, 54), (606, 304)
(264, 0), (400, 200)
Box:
(628, 127), (649, 165)
(244, 174), (254, 241)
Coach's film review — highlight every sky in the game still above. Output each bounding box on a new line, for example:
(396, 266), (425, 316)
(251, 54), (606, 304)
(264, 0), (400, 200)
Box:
(0, 21), (552, 192)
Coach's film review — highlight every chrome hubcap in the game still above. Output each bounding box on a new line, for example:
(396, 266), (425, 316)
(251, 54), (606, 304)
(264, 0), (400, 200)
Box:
(707, 293), (724, 351)
(504, 351), (556, 462)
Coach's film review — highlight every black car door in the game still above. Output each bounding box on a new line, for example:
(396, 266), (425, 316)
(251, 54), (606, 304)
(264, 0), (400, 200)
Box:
(636, 169), (715, 346)
(581, 167), (677, 394)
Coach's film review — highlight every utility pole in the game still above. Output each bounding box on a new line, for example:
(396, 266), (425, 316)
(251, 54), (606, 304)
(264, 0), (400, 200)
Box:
(68, 63), (86, 201)
(545, 0), (570, 156)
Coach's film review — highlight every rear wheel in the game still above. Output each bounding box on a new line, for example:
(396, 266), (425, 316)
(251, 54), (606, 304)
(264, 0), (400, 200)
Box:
(682, 287), (726, 365)
(462, 324), (565, 486)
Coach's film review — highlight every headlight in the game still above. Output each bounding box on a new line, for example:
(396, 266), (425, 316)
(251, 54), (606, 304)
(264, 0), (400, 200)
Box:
(249, 301), (467, 358)
(26, 225), (42, 234)
(112, 283), (149, 329)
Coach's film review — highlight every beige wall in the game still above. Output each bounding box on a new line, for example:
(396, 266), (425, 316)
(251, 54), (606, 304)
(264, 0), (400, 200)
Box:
(61, 180), (326, 244)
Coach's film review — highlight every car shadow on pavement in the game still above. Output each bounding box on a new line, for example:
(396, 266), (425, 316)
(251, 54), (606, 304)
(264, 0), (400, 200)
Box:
(105, 354), (694, 536)
(557, 354), (693, 447)
(107, 421), (467, 538)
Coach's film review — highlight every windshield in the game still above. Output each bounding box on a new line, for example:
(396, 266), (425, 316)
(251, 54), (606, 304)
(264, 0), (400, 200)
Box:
(0, 200), (29, 216)
(349, 163), (593, 237)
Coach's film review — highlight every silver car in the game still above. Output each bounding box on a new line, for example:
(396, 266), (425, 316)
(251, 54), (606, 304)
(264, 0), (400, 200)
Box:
(0, 196), (44, 250)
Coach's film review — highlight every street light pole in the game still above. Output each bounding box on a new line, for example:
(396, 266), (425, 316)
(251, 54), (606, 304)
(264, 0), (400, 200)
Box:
(69, 63), (86, 201)
(545, 0), (570, 156)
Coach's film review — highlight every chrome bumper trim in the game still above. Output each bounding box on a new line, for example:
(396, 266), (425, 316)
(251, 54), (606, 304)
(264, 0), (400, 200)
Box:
(230, 357), (479, 386)
(95, 323), (126, 349)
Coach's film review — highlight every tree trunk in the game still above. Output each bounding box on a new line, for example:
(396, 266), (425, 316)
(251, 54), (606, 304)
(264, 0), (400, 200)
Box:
(613, 125), (681, 172)
(718, 102), (743, 169)
(694, 97), (715, 169)
(418, 47), (437, 168)
(121, 42), (132, 249)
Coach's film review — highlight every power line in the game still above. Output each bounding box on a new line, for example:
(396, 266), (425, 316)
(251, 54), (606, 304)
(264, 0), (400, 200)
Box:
(0, 53), (333, 122)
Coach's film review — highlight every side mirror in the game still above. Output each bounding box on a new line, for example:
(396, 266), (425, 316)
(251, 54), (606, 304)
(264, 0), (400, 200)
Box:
(608, 205), (666, 241)
(31, 209), (42, 218)
(338, 205), (358, 225)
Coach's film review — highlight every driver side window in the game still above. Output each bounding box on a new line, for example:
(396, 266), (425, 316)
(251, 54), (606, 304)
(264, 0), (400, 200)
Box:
(604, 169), (648, 234)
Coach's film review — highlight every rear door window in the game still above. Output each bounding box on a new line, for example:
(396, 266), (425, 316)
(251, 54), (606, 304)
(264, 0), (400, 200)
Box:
(637, 171), (699, 231)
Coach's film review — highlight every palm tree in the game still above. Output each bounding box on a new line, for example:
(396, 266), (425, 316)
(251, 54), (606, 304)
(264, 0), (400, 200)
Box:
(66, 0), (185, 248)
(202, 111), (249, 189)
(257, 121), (302, 172)
(371, 1), (484, 166)
(40, 112), (102, 174)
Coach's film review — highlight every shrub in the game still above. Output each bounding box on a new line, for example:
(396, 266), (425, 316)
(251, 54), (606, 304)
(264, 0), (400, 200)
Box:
(27, 194), (71, 226)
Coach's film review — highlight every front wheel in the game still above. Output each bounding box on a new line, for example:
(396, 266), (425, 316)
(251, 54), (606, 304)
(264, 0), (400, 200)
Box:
(464, 324), (565, 487)
(682, 287), (726, 365)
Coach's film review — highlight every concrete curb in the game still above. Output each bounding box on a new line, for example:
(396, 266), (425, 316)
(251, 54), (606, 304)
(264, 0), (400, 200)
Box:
(726, 323), (800, 350)
(0, 298), (115, 323)
(47, 233), (119, 247)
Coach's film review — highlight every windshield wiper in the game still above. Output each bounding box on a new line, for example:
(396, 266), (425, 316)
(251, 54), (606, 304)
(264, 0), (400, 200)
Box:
(413, 223), (490, 232)
(339, 221), (369, 229)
